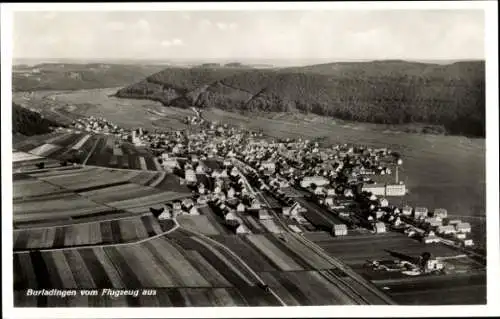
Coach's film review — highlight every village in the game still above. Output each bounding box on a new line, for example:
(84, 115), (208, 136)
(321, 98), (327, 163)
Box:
(64, 111), (482, 280)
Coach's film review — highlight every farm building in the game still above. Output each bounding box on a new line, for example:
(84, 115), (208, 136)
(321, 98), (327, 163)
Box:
(332, 224), (348, 236)
(300, 176), (329, 188)
(437, 225), (456, 235)
(362, 183), (386, 196)
(455, 222), (472, 233)
(374, 222), (386, 233)
(402, 206), (413, 216)
(414, 207), (429, 219)
(433, 208), (448, 219)
(385, 184), (406, 196)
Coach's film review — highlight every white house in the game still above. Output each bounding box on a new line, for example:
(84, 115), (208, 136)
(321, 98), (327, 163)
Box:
(425, 217), (442, 227)
(433, 208), (448, 219)
(195, 164), (206, 174)
(236, 224), (250, 234)
(375, 209), (385, 220)
(158, 209), (172, 220)
(456, 222), (471, 233)
(325, 197), (335, 207)
(362, 183), (386, 196)
(374, 222), (386, 233)
(332, 224), (348, 236)
(437, 225), (456, 235)
(344, 188), (354, 198)
(237, 203), (246, 213)
(250, 199), (262, 210)
(261, 161), (276, 173)
(402, 206), (413, 216)
(185, 169), (197, 184)
(225, 211), (239, 221)
(462, 239), (474, 247)
(326, 188), (336, 197)
(227, 187), (236, 199)
(314, 187), (325, 196)
(189, 206), (200, 215)
(414, 207), (429, 219)
(300, 176), (329, 188)
(182, 198), (194, 209)
(379, 198), (389, 207)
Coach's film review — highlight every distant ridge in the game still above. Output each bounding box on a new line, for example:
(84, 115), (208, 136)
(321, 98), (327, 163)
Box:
(115, 60), (485, 137)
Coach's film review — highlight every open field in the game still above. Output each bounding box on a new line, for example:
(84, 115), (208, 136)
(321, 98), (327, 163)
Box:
(12, 155), (191, 228)
(13, 214), (163, 250)
(12, 130), (167, 171)
(13, 235), (228, 289)
(176, 215), (221, 236)
(372, 271), (486, 305)
(305, 231), (470, 267)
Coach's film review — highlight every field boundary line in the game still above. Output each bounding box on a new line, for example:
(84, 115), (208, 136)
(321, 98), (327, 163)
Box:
(14, 218), (179, 253)
(182, 228), (288, 306)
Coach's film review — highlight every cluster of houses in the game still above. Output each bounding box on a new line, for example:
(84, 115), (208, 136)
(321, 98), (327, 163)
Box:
(72, 116), (121, 135)
(67, 113), (475, 249)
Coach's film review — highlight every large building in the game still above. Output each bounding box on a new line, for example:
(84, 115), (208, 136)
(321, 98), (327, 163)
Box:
(300, 176), (330, 188)
(362, 183), (386, 196)
(385, 184), (407, 196)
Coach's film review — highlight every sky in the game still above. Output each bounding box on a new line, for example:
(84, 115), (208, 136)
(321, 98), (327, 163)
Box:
(12, 10), (485, 62)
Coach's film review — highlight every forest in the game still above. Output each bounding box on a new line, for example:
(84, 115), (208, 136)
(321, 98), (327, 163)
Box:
(115, 60), (485, 137)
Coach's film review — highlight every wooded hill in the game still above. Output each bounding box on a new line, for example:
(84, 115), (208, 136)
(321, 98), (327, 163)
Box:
(12, 103), (63, 136)
(115, 60), (485, 137)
